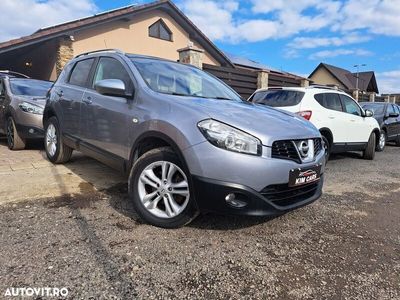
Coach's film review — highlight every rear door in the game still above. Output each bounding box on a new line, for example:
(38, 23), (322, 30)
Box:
(57, 58), (95, 139)
(339, 94), (370, 143)
(80, 56), (135, 160)
(314, 92), (347, 143)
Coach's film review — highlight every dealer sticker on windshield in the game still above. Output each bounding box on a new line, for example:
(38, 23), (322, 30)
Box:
(289, 165), (322, 187)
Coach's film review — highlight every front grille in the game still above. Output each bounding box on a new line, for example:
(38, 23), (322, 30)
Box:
(271, 138), (322, 163)
(271, 140), (301, 163)
(261, 181), (320, 207)
(314, 138), (323, 156)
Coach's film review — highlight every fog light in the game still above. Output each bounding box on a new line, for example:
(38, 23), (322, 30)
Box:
(225, 193), (247, 208)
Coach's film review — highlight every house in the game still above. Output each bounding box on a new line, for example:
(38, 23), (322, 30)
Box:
(0, 0), (233, 81)
(309, 63), (379, 101)
(0, 0), (307, 98)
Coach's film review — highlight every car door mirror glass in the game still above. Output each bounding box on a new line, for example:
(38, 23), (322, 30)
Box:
(94, 79), (127, 97)
(388, 112), (399, 118)
(364, 109), (374, 117)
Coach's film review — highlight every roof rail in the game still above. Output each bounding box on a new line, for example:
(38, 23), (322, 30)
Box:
(0, 70), (30, 78)
(308, 84), (343, 91)
(76, 49), (125, 58)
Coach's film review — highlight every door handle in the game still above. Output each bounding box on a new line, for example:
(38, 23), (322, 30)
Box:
(82, 97), (92, 104)
(328, 116), (335, 119)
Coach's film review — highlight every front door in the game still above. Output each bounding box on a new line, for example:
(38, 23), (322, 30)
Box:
(339, 94), (370, 143)
(385, 104), (399, 140)
(80, 56), (135, 159)
(57, 58), (95, 139)
(0, 79), (6, 133)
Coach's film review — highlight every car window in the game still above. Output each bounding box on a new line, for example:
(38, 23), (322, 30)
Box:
(9, 79), (52, 97)
(387, 104), (396, 115)
(395, 105), (400, 114)
(93, 57), (133, 94)
(314, 93), (343, 112)
(131, 57), (241, 101)
(339, 94), (362, 116)
(361, 103), (385, 115)
(250, 90), (304, 107)
(69, 58), (95, 87)
(0, 79), (4, 98)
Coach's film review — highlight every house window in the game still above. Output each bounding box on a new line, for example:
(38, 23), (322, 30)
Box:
(149, 19), (172, 41)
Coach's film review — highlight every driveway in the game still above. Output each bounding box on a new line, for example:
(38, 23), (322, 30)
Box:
(0, 138), (399, 299)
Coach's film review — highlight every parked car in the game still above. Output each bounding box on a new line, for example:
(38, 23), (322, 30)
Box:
(43, 49), (325, 228)
(249, 86), (381, 161)
(0, 74), (53, 150)
(360, 102), (400, 151)
(0, 70), (30, 79)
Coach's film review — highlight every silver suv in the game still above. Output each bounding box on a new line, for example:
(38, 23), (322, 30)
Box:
(43, 49), (325, 228)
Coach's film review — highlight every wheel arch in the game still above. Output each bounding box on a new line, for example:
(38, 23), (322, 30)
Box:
(319, 127), (333, 145)
(42, 107), (57, 127)
(128, 131), (190, 174)
(372, 128), (381, 147)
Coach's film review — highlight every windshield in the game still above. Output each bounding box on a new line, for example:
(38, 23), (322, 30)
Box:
(361, 104), (385, 115)
(131, 58), (242, 101)
(250, 90), (305, 107)
(10, 79), (52, 97)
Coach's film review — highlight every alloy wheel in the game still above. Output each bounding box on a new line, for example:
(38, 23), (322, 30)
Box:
(6, 119), (14, 148)
(45, 124), (57, 157)
(379, 132), (386, 150)
(138, 161), (190, 219)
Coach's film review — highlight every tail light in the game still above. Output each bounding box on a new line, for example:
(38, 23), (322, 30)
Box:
(296, 110), (312, 120)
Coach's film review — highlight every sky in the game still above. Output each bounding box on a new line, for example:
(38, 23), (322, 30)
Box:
(1, 0), (400, 94)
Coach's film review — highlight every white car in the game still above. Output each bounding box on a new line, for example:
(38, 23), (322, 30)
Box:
(249, 86), (381, 160)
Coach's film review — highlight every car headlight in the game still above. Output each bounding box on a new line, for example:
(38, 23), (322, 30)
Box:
(198, 119), (262, 155)
(18, 102), (44, 115)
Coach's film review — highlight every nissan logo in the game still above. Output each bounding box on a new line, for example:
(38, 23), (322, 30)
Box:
(298, 140), (310, 158)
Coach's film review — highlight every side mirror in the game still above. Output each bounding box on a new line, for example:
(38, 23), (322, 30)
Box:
(364, 109), (374, 117)
(388, 112), (400, 118)
(95, 79), (127, 97)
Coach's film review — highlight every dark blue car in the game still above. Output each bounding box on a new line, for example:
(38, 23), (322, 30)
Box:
(360, 102), (400, 151)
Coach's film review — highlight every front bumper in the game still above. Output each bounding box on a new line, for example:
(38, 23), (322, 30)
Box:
(193, 174), (323, 216)
(15, 124), (44, 139)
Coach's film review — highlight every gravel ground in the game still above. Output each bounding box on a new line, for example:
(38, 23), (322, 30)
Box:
(0, 146), (399, 299)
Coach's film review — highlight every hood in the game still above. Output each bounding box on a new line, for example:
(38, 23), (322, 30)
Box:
(13, 95), (46, 107)
(172, 97), (320, 146)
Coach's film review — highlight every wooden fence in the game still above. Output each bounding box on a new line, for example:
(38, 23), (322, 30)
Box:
(203, 64), (258, 99)
(203, 64), (303, 99)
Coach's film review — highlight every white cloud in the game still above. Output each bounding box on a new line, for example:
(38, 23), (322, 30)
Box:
(0, 0), (97, 42)
(179, 0), (341, 43)
(289, 34), (371, 49)
(335, 0), (400, 36)
(376, 70), (400, 94)
(309, 48), (373, 60)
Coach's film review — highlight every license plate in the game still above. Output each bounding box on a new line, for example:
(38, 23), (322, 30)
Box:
(289, 165), (321, 187)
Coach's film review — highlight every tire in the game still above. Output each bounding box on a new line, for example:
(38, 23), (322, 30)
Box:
(376, 130), (386, 152)
(6, 116), (26, 150)
(44, 116), (73, 164)
(321, 135), (331, 163)
(395, 136), (400, 147)
(363, 132), (376, 160)
(128, 147), (199, 228)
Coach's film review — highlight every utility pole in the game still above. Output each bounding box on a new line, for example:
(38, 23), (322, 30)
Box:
(353, 64), (366, 101)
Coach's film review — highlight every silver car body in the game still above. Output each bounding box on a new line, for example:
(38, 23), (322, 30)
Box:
(44, 51), (325, 216)
(0, 77), (50, 139)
